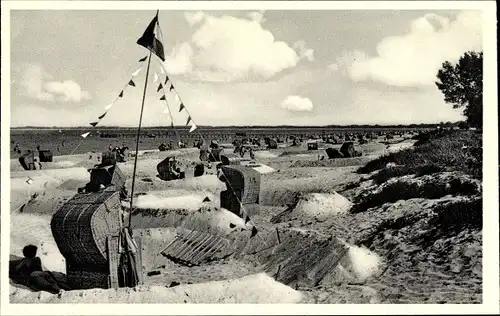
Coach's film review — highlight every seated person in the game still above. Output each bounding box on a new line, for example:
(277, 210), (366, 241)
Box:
(170, 159), (180, 178)
(11, 245), (70, 295)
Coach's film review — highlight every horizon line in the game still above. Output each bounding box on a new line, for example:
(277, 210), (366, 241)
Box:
(10, 122), (458, 129)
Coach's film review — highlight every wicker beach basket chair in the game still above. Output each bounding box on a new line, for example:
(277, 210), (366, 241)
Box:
(50, 191), (123, 289)
(220, 165), (261, 217)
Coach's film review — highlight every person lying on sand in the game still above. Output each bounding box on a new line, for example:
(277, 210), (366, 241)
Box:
(13, 245), (70, 295)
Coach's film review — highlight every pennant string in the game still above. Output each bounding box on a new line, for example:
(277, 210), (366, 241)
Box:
(153, 39), (264, 239)
(154, 64), (176, 138)
(90, 61), (146, 128)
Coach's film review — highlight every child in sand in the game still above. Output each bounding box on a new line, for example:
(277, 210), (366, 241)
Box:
(14, 245), (70, 295)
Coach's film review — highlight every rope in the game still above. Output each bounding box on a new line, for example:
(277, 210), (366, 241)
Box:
(154, 54), (265, 240)
(68, 138), (86, 156)
(128, 51), (153, 229)
(153, 62), (214, 201)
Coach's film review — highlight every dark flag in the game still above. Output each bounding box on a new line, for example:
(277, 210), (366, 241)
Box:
(157, 83), (163, 92)
(159, 95), (166, 101)
(186, 116), (191, 126)
(138, 56), (148, 62)
(136, 12), (165, 62)
(98, 112), (107, 120)
(169, 84), (175, 92)
(90, 122), (98, 127)
(119, 90), (124, 98)
(202, 196), (211, 202)
(164, 75), (169, 84)
(128, 80), (135, 87)
(179, 103), (185, 112)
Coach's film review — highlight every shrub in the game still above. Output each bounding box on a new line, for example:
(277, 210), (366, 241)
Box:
(358, 131), (482, 179)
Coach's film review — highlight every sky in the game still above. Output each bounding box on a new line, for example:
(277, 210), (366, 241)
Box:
(9, 9), (483, 127)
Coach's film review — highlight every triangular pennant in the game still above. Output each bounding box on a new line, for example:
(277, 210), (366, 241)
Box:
(179, 103), (185, 112)
(159, 65), (165, 75)
(186, 116), (192, 126)
(202, 196), (211, 202)
(104, 103), (114, 110)
(98, 112), (107, 120)
(132, 68), (142, 77)
(189, 123), (197, 133)
(119, 91), (124, 98)
(163, 106), (170, 114)
(175, 93), (180, 102)
(250, 226), (258, 238)
(244, 215), (251, 224)
(157, 83), (163, 92)
(169, 84), (175, 92)
(159, 95), (166, 101)
(153, 72), (159, 83)
(138, 56), (148, 62)
(90, 122), (98, 127)
(81, 132), (90, 138)
(128, 80), (136, 87)
(164, 75), (169, 83)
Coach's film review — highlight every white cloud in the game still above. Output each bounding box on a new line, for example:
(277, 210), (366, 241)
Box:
(17, 63), (91, 103)
(247, 10), (266, 24)
(44, 80), (91, 103)
(334, 11), (482, 87)
(165, 12), (313, 82)
(164, 42), (194, 75)
(280, 95), (314, 112)
(184, 11), (205, 26)
(293, 40), (315, 62)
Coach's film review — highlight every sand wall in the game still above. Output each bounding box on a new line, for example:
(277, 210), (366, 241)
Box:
(10, 273), (303, 304)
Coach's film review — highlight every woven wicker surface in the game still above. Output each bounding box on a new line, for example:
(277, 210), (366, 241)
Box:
(110, 164), (126, 190)
(221, 165), (261, 205)
(51, 191), (122, 269)
(220, 154), (247, 166)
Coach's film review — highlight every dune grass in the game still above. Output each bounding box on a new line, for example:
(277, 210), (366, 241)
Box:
(357, 130), (482, 182)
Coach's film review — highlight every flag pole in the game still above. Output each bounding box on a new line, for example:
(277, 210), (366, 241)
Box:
(128, 50), (153, 229)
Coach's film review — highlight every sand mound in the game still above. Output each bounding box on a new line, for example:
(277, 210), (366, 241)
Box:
(260, 168), (360, 207)
(250, 164), (276, 174)
(13, 190), (76, 215)
(10, 167), (88, 211)
(10, 213), (66, 273)
(294, 193), (352, 218)
(386, 141), (414, 153)
(10, 154), (90, 172)
(271, 192), (353, 223)
(9, 272), (303, 304)
(126, 174), (224, 194)
(128, 194), (247, 235)
(132, 194), (209, 210)
(253, 150), (278, 159)
(333, 245), (383, 283)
